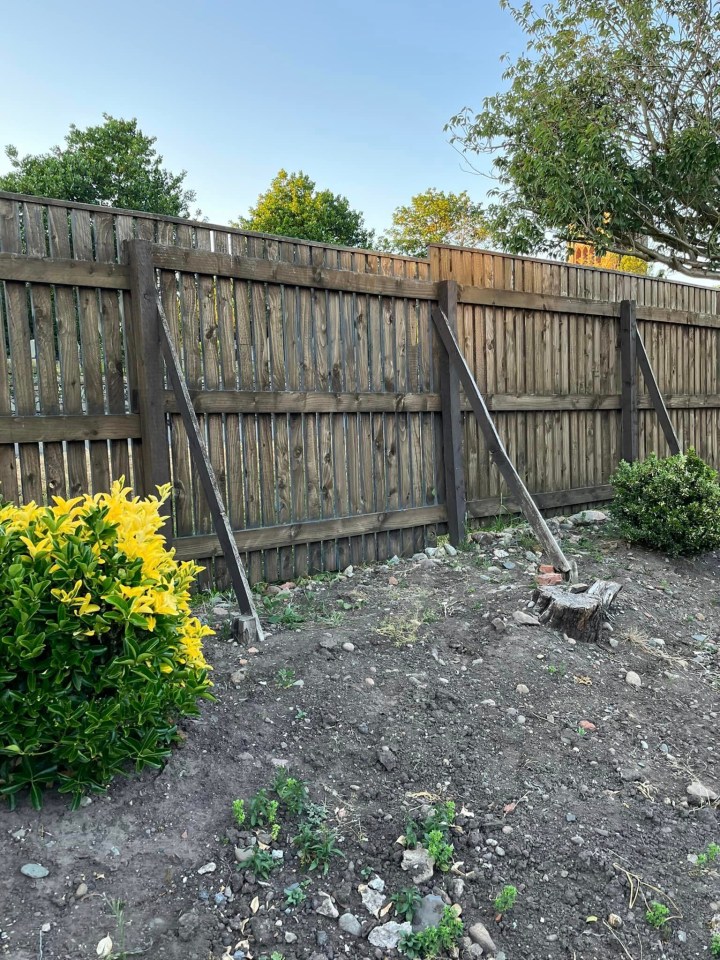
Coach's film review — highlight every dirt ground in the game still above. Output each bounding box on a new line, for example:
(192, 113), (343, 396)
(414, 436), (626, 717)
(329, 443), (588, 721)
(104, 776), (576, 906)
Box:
(1, 516), (719, 960)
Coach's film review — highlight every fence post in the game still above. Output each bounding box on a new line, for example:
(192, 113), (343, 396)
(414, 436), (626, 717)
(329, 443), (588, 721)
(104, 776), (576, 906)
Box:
(437, 280), (466, 545)
(620, 299), (639, 463)
(125, 239), (172, 537)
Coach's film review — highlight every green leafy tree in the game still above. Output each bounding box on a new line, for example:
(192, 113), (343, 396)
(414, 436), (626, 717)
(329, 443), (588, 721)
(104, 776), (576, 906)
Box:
(447, 0), (720, 281)
(0, 114), (196, 216)
(381, 188), (490, 257)
(237, 169), (374, 247)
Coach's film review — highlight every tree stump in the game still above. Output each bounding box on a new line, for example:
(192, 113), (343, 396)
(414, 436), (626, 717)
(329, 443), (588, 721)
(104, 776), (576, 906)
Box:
(532, 579), (622, 643)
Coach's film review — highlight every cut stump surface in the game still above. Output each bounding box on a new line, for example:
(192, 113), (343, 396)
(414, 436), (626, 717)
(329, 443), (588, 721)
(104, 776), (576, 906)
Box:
(533, 579), (622, 643)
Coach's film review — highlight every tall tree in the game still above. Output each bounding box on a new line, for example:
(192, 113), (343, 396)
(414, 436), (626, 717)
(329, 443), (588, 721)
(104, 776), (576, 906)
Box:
(381, 188), (490, 257)
(238, 170), (374, 247)
(447, 0), (720, 280)
(0, 114), (196, 217)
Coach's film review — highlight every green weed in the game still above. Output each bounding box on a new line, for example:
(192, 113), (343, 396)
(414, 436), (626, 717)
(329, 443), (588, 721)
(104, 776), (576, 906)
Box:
(425, 830), (454, 871)
(494, 884), (518, 913)
(711, 933), (720, 957)
(645, 901), (670, 929)
(399, 907), (463, 958)
(248, 789), (279, 827)
(272, 770), (309, 815)
(283, 881), (310, 907)
(232, 798), (245, 827)
(292, 822), (344, 875)
(391, 887), (422, 923)
(246, 848), (278, 881)
(275, 668), (297, 689)
(696, 841), (720, 867)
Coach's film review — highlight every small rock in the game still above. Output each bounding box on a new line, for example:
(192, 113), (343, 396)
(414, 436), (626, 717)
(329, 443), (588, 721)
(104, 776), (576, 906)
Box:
(515, 683), (530, 695)
(319, 637), (337, 649)
(359, 884), (386, 917)
(578, 720), (596, 732)
(469, 920), (497, 954)
(316, 895), (339, 919)
(494, 549), (510, 559)
(686, 781), (719, 804)
(369, 920), (412, 949)
(338, 913), (363, 937)
(646, 637), (666, 649)
(569, 510), (607, 524)
(365, 677), (375, 687)
(491, 617), (506, 631)
(197, 862), (216, 875)
(412, 894), (445, 932)
(388, 576), (399, 587)
(235, 846), (255, 863)
(20, 863), (49, 879)
(75, 882), (88, 898)
(425, 547), (439, 557)
(513, 611), (540, 626)
(368, 876), (386, 892)
(401, 846), (434, 884)
(625, 671), (642, 688)
(608, 913), (623, 928)
(230, 669), (246, 686)
(503, 560), (516, 570)
(569, 582), (589, 593)
(465, 946), (485, 960)
(284, 931), (298, 944)
(444, 543), (458, 557)
(343, 565), (354, 577)
(342, 642), (355, 652)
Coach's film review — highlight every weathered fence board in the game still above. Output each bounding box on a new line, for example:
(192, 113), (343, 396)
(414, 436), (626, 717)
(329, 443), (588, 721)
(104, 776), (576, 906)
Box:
(1, 190), (718, 588)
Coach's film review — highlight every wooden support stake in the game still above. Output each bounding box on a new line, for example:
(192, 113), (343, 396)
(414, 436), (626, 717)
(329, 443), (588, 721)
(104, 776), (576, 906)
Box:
(437, 281), (466, 545)
(431, 304), (575, 579)
(156, 293), (263, 640)
(636, 329), (681, 456)
(126, 239), (172, 536)
(620, 300), (639, 463)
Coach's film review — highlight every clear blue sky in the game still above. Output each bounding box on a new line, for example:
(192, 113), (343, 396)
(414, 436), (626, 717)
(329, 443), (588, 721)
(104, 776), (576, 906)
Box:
(1, 1), (525, 234)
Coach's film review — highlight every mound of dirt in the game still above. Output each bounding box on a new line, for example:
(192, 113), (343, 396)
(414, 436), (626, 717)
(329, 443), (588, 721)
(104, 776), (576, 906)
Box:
(1, 522), (718, 960)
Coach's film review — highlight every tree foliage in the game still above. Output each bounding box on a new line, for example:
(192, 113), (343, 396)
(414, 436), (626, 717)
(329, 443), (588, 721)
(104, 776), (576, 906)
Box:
(0, 114), (196, 217)
(238, 170), (374, 247)
(381, 188), (490, 257)
(447, 0), (720, 280)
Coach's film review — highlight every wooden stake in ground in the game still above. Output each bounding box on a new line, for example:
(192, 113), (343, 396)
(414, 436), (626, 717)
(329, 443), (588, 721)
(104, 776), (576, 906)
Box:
(533, 580), (622, 643)
(432, 293), (576, 581)
(155, 293), (264, 645)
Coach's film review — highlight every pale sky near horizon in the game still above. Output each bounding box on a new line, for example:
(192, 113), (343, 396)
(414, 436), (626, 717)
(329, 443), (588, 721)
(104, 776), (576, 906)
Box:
(1, 0), (526, 235)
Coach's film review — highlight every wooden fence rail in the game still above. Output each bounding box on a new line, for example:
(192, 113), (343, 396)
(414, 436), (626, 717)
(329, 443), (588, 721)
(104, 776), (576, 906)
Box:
(0, 191), (718, 587)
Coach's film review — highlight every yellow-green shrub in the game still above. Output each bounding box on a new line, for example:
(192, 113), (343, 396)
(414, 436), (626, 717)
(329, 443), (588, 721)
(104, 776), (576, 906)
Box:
(0, 482), (213, 809)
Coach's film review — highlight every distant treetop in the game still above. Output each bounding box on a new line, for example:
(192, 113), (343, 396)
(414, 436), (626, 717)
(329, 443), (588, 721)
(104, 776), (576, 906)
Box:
(0, 114), (197, 217)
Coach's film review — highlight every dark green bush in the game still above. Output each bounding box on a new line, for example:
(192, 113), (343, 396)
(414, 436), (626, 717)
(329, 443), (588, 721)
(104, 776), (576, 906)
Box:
(610, 449), (720, 555)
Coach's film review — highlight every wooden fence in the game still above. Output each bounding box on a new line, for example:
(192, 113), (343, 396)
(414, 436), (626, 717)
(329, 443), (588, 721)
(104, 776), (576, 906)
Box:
(0, 190), (718, 587)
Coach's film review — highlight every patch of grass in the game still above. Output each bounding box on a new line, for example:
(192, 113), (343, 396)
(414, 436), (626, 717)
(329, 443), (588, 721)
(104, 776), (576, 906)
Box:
(377, 612), (422, 647)
(262, 597), (306, 628)
(398, 906), (463, 958)
(246, 848), (278, 881)
(645, 900), (670, 929)
(275, 668), (297, 689)
(695, 841), (720, 867)
(494, 884), (518, 913)
(711, 933), (720, 958)
(292, 821), (344, 875)
(391, 887), (422, 923)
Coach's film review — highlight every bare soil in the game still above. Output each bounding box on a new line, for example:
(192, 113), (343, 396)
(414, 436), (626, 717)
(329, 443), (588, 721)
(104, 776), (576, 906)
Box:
(1, 520), (719, 960)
